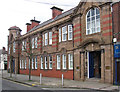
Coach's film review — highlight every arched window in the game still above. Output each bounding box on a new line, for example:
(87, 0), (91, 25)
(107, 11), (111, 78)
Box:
(86, 8), (100, 35)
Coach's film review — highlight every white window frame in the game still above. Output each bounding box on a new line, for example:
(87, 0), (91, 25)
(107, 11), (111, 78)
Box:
(45, 33), (48, 46)
(32, 58), (34, 69)
(35, 56), (37, 69)
(42, 34), (44, 46)
(25, 59), (27, 69)
(22, 41), (24, 51)
(35, 37), (37, 48)
(32, 38), (34, 49)
(13, 42), (15, 53)
(20, 60), (22, 69)
(49, 32), (52, 45)
(45, 56), (47, 69)
(68, 25), (73, 40)
(41, 57), (43, 69)
(62, 54), (66, 69)
(86, 8), (100, 35)
(22, 60), (24, 69)
(68, 54), (73, 69)
(49, 56), (52, 69)
(62, 26), (67, 41)
(57, 55), (60, 69)
(9, 45), (10, 54)
(59, 28), (61, 42)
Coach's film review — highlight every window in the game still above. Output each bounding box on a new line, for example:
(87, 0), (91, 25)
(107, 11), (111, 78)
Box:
(62, 54), (66, 69)
(41, 57), (43, 69)
(9, 45), (10, 54)
(42, 34), (44, 46)
(49, 32), (52, 45)
(13, 42), (15, 53)
(32, 38), (34, 48)
(25, 59), (27, 69)
(59, 28), (61, 42)
(32, 58), (34, 69)
(45, 56), (47, 69)
(22, 60), (24, 69)
(68, 25), (73, 40)
(22, 41), (24, 51)
(29, 58), (30, 69)
(49, 56), (52, 69)
(20, 60), (22, 69)
(35, 56), (37, 69)
(68, 54), (73, 69)
(62, 26), (67, 41)
(57, 55), (60, 69)
(45, 33), (48, 46)
(86, 8), (100, 35)
(35, 37), (37, 48)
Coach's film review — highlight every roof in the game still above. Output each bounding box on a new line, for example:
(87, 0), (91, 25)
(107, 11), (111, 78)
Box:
(28, 8), (75, 33)
(8, 26), (22, 31)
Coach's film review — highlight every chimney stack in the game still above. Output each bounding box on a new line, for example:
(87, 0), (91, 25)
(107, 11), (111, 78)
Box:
(26, 18), (40, 32)
(26, 23), (31, 32)
(30, 17), (40, 29)
(51, 6), (63, 19)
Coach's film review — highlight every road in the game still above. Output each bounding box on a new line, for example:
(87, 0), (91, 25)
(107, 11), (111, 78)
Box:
(2, 79), (118, 92)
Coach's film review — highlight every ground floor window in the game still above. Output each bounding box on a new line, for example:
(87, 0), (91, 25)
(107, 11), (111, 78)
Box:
(62, 54), (66, 69)
(35, 56), (37, 69)
(49, 56), (52, 69)
(45, 56), (47, 69)
(41, 57), (43, 69)
(68, 54), (73, 69)
(57, 55), (61, 69)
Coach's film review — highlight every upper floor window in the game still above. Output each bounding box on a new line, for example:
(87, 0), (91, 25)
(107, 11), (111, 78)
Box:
(59, 28), (61, 42)
(86, 8), (100, 35)
(13, 42), (15, 53)
(62, 26), (67, 41)
(49, 32), (52, 45)
(35, 37), (37, 48)
(22, 40), (26, 51)
(42, 34), (44, 46)
(45, 33), (48, 46)
(32, 38), (34, 49)
(68, 25), (73, 40)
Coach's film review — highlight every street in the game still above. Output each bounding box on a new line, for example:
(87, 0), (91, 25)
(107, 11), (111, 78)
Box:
(2, 79), (118, 92)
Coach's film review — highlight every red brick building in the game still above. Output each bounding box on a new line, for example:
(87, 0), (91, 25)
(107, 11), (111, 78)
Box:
(7, 1), (120, 84)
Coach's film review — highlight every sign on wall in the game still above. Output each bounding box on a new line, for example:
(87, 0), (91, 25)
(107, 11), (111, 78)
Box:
(114, 44), (120, 58)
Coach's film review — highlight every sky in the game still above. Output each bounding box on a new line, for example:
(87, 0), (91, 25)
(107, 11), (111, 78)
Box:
(0, 0), (80, 50)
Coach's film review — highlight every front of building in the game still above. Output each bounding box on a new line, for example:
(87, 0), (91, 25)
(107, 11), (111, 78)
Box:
(7, 1), (119, 84)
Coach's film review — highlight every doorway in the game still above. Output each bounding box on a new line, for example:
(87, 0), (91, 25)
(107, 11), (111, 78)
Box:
(89, 51), (101, 78)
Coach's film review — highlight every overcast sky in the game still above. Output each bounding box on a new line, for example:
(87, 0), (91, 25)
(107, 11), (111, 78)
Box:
(0, 0), (80, 50)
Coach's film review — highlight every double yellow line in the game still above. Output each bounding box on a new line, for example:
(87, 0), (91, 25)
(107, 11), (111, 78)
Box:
(3, 79), (32, 88)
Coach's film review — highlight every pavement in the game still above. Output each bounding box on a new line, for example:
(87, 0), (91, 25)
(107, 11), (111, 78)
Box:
(1, 70), (119, 91)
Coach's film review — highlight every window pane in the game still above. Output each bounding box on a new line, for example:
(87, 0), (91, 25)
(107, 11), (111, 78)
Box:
(92, 17), (95, 21)
(68, 25), (72, 40)
(91, 9), (95, 16)
(96, 8), (100, 15)
(87, 18), (90, 22)
(96, 15), (100, 19)
(62, 26), (67, 41)
(87, 11), (90, 18)
(45, 33), (48, 45)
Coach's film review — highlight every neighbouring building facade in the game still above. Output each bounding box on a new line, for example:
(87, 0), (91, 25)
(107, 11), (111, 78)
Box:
(0, 47), (7, 70)
(7, 1), (120, 84)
